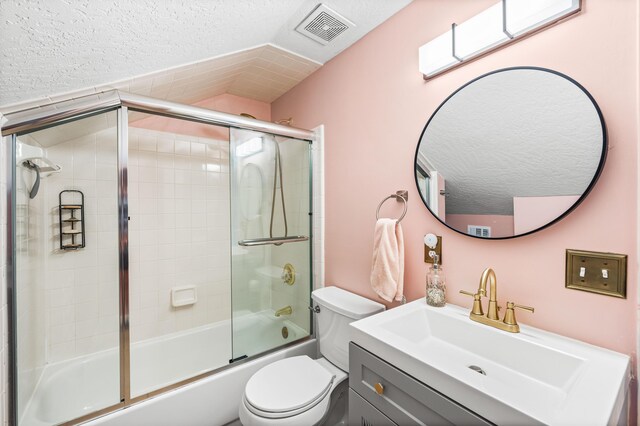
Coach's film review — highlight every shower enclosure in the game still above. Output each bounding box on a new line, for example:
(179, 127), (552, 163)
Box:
(2, 91), (314, 425)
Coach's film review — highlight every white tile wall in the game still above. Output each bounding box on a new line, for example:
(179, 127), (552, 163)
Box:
(127, 127), (231, 342)
(44, 122), (120, 363)
(12, 120), (233, 370)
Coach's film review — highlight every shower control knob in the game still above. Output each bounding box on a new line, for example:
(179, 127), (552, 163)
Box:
(281, 263), (296, 285)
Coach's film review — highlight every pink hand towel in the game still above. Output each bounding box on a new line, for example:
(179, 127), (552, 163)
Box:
(370, 218), (404, 302)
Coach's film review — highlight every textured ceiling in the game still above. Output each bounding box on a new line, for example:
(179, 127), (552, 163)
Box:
(69, 45), (319, 107)
(0, 0), (411, 110)
(418, 69), (603, 216)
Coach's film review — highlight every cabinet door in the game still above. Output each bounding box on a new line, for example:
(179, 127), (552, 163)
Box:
(350, 343), (493, 426)
(349, 389), (397, 426)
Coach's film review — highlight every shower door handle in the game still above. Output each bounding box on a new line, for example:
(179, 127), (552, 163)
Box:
(238, 236), (309, 247)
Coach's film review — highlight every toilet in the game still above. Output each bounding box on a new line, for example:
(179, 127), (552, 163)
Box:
(238, 286), (385, 425)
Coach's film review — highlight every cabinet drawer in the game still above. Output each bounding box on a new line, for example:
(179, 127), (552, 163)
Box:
(349, 343), (493, 426)
(349, 389), (397, 426)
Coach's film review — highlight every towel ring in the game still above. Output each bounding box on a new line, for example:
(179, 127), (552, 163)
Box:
(376, 192), (408, 223)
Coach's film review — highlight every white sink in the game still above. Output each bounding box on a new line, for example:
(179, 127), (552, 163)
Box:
(350, 299), (630, 425)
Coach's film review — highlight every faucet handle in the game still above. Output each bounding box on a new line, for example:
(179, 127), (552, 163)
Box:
(503, 301), (534, 326)
(459, 290), (484, 316)
(513, 303), (534, 313)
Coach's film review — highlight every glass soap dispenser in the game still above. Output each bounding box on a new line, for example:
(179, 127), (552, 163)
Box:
(426, 254), (446, 307)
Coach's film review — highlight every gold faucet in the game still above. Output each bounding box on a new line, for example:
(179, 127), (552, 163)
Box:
(460, 268), (534, 333)
(479, 268), (499, 320)
(275, 305), (292, 317)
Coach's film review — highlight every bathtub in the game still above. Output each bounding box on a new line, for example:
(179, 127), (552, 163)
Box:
(21, 311), (314, 426)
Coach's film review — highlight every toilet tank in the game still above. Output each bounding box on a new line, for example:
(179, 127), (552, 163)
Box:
(311, 286), (385, 371)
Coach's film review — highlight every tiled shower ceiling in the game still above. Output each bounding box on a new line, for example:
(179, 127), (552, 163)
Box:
(0, 0), (412, 112)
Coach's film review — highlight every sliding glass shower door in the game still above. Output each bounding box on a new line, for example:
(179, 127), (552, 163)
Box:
(5, 91), (316, 425)
(12, 111), (121, 425)
(230, 128), (312, 360)
(126, 111), (233, 397)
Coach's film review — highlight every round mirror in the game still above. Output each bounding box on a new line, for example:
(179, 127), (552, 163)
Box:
(415, 67), (607, 239)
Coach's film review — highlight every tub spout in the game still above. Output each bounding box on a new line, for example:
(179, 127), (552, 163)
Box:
(275, 306), (292, 317)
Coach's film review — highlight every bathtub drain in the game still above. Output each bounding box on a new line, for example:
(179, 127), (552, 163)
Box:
(282, 326), (289, 339)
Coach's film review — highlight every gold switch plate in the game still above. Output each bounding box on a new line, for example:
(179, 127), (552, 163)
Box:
(424, 236), (443, 264)
(565, 249), (627, 298)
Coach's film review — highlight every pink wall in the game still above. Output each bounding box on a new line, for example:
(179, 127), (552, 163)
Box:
(131, 93), (271, 138)
(446, 214), (514, 238)
(513, 195), (581, 235)
(273, 0), (638, 367)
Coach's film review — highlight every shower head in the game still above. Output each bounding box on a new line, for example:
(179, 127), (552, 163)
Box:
(19, 157), (61, 199)
(22, 160), (41, 199)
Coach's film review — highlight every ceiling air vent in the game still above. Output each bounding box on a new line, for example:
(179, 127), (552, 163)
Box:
(295, 4), (354, 46)
(468, 225), (491, 238)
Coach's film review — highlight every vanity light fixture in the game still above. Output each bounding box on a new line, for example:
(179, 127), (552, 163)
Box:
(419, 0), (581, 79)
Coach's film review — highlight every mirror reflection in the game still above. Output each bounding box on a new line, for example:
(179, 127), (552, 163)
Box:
(415, 67), (606, 239)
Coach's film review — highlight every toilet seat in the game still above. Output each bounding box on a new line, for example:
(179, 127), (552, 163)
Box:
(243, 356), (335, 419)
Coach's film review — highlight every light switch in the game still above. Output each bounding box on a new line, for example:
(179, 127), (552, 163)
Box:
(565, 249), (627, 298)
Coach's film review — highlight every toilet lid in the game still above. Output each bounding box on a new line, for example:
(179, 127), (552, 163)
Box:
(244, 356), (335, 414)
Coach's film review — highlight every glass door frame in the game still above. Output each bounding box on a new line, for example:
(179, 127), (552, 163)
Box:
(117, 107), (131, 407)
(229, 129), (314, 361)
(2, 91), (315, 425)
(5, 133), (17, 426)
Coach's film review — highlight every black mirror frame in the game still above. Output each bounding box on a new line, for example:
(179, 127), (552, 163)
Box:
(414, 66), (608, 240)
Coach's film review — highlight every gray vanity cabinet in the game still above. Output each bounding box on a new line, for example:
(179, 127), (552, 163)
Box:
(348, 343), (493, 426)
(349, 389), (397, 425)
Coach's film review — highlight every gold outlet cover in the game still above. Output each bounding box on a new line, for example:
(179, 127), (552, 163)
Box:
(424, 235), (443, 265)
(565, 249), (627, 298)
